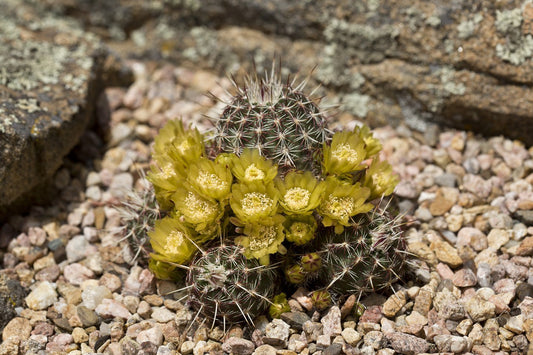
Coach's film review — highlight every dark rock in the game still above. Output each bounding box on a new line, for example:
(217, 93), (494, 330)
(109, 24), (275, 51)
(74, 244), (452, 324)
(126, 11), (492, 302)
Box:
(514, 210), (533, 225)
(280, 311), (311, 331)
(0, 273), (28, 333)
(0, 0), (130, 218)
(77, 305), (100, 327)
(323, 343), (343, 355)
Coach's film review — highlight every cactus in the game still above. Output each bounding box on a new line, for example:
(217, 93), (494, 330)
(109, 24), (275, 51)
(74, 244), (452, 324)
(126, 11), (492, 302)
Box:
(186, 244), (279, 325)
(318, 208), (408, 296)
(210, 70), (332, 173)
(116, 178), (160, 265)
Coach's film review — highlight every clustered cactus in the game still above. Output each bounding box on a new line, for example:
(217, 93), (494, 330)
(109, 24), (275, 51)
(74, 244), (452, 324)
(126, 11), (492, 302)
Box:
(127, 69), (409, 326)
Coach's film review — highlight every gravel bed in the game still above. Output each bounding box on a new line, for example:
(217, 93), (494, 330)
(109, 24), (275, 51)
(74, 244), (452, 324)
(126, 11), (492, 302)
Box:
(1, 61), (533, 355)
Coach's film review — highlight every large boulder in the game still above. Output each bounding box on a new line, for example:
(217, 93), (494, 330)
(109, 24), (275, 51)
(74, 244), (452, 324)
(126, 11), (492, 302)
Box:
(0, 0), (122, 216)
(26, 0), (533, 146)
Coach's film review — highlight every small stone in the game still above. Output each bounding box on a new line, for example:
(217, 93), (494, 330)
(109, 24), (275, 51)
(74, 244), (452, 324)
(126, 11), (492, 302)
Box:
(482, 318), (501, 351)
(435, 263), (454, 280)
(63, 263), (95, 285)
(137, 327), (164, 346)
(2, 317), (31, 343)
(323, 343), (342, 355)
(456, 319), (473, 335)
(25, 281), (58, 310)
(137, 300), (152, 318)
(151, 307), (175, 323)
(429, 188), (457, 216)
(487, 229), (510, 250)
(222, 337), (255, 355)
(476, 262), (492, 287)
(433, 334), (472, 353)
(413, 286), (433, 316)
(99, 272), (122, 293)
(465, 296), (495, 322)
(359, 305), (383, 324)
(316, 334), (331, 349)
(253, 344), (277, 355)
(385, 332), (429, 355)
(382, 291), (406, 318)
(72, 327), (89, 343)
(505, 314), (524, 333)
(263, 319), (290, 347)
(95, 298), (132, 319)
(81, 284), (112, 310)
(66, 235), (97, 262)
(404, 311), (428, 334)
(181, 340), (195, 355)
(439, 302), (466, 321)
(452, 268), (477, 287)
(363, 331), (384, 349)
(457, 227), (487, 251)
(341, 328), (361, 346)
(46, 333), (75, 353)
(292, 288), (313, 311)
(516, 236), (533, 256)
(321, 306), (342, 337)
(76, 305), (99, 327)
(280, 311), (310, 331)
(340, 294), (356, 319)
(430, 240), (463, 267)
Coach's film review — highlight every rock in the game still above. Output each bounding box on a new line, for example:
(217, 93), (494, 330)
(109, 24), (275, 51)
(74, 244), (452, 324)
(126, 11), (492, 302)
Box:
(222, 337), (255, 355)
(321, 306), (342, 338)
(464, 296), (495, 322)
(151, 307), (175, 323)
(429, 187), (458, 216)
(253, 344), (277, 355)
(263, 319), (290, 347)
(25, 281), (57, 311)
(0, 0), (119, 216)
(95, 298), (132, 319)
(516, 236), (533, 256)
(81, 284), (112, 310)
(341, 328), (361, 346)
(487, 229), (510, 250)
(385, 332), (429, 355)
(137, 327), (163, 347)
(66, 235), (98, 262)
(430, 240), (463, 267)
(0, 274), (27, 332)
(382, 291), (406, 318)
(280, 311), (310, 331)
(323, 343), (343, 355)
(452, 268), (477, 287)
(433, 335), (472, 353)
(2, 317), (31, 343)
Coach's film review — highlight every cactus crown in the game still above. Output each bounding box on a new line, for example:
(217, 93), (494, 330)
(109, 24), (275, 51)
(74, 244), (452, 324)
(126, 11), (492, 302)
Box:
(187, 244), (278, 325)
(210, 69), (332, 173)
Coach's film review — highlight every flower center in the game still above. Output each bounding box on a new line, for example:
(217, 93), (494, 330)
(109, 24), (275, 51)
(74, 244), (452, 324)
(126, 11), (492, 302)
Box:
(248, 225), (277, 251)
(284, 187), (310, 210)
(184, 192), (218, 221)
(197, 171), (228, 192)
(241, 192), (273, 217)
(244, 164), (265, 181)
(332, 144), (360, 164)
(165, 230), (187, 255)
(289, 222), (311, 238)
(160, 163), (176, 179)
(324, 196), (354, 219)
(177, 140), (191, 154)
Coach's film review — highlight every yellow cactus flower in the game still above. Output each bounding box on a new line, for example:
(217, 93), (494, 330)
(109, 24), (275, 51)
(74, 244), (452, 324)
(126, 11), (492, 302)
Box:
(354, 124), (382, 158)
(152, 118), (205, 167)
(147, 159), (185, 210)
(148, 259), (182, 280)
(187, 158), (233, 200)
(318, 177), (373, 233)
(269, 293), (291, 318)
(323, 131), (366, 175)
(234, 215), (285, 264)
(230, 181), (279, 223)
(275, 171), (325, 215)
(284, 214), (317, 245)
(363, 158), (399, 200)
(148, 216), (198, 265)
(172, 187), (224, 234)
(231, 149), (278, 184)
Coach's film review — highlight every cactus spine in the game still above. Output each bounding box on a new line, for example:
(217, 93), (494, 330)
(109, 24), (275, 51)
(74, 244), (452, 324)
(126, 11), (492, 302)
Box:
(186, 244), (278, 325)
(210, 70), (332, 173)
